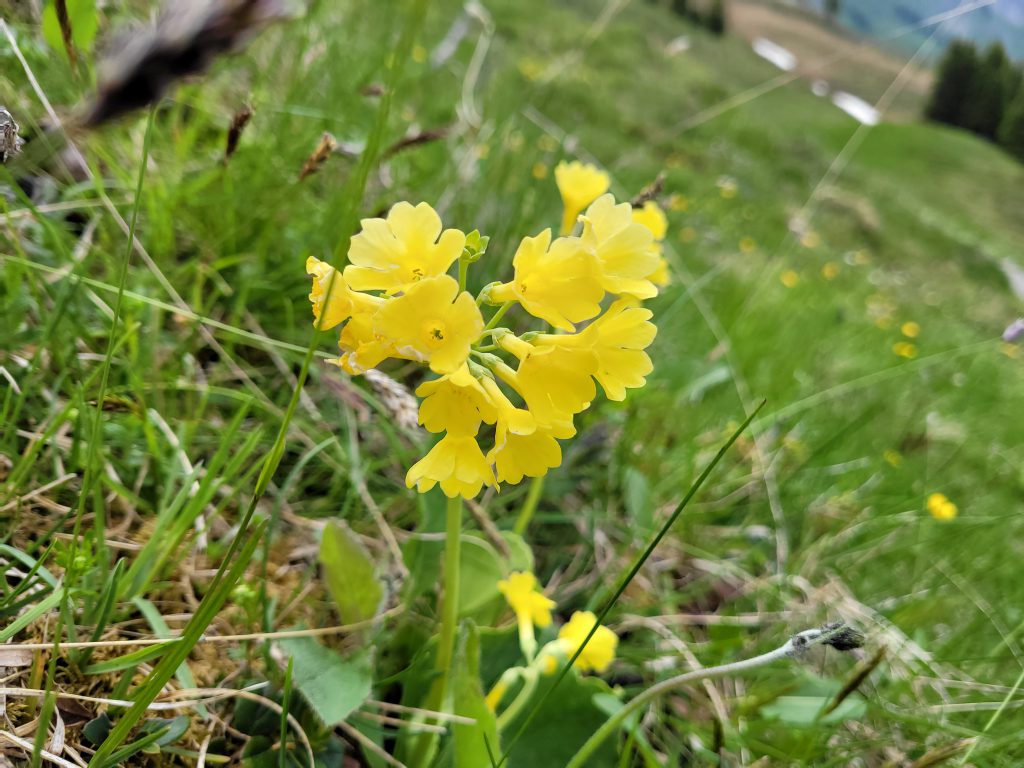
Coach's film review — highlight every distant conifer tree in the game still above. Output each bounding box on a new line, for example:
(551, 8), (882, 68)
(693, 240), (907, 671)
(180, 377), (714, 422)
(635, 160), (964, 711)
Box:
(963, 42), (1011, 140)
(998, 83), (1024, 162)
(706, 0), (726, 35)
(926, 39), (980, 128)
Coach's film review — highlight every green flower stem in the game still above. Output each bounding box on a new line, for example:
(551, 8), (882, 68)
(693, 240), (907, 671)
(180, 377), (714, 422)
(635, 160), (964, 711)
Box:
(513, 475), (545, 535)
(483, 301), (514, 332)
(565, 626), (851, 768)
(496, 666), (539, 732)
(409, 494), (463, 768)
(458, 256), (470, 293)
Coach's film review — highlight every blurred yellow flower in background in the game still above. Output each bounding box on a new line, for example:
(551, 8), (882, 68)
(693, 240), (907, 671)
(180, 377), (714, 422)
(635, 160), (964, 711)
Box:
(499, 572), (555, 629)
(555, 160), (610, 235)
(892, 341), (917, 359)
(557, 611), (618, 673)
(780, 269), (799, 288)
(739, 236), (756, 254)
(901, 321), (920, 338)
(821, 261), (839, 280)
(927, 492), (957, 521)
(532, 162), (548, 179)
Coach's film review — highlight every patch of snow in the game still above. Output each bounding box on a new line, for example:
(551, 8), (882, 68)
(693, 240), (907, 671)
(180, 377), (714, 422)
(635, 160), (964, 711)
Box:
(831, 91), (879, 125)
(752, 38), (797, 71)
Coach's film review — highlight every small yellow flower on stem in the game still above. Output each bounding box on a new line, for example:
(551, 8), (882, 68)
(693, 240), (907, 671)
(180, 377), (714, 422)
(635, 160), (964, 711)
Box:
(927, 492), (957, 521)
(483, 230), (604, 331)
(499, 571), (556, 659)
(557, 611), (618, 674)
(555, 160), (610, 235)
(373, 275), (484, 374)
(416, 365), (497, 435)
(344, 202), (467, 293)
(535, 299), (657, 401)
(492, 336), (596, 430)
(406, 433), (495, 499)
(581, 195), (660, 299)
(306, 257), (382, 330)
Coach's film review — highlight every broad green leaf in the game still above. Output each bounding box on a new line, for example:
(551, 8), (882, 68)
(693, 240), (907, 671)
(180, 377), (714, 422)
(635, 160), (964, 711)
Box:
(277, 637), (372, 726)
(499, 531), (534, 573)
(41, 0), (98, 57)
(457, 535), (503, 616)
(320, 521), (385, 625)
(762, 693), (866, 725)
(503, 670), (618, 767)
(452, 622), (499, 768)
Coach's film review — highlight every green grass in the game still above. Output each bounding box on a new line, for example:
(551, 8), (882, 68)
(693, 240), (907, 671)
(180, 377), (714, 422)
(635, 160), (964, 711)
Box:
(2, 0), (1024, 765)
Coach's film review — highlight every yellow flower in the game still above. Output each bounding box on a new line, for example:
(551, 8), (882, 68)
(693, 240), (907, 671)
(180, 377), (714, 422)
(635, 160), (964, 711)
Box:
(536, 299), (657, 401)
(555, 161), (610, 235)
(780, 269), (799, 288)
(632, 201), (671, 287)
(821, 262), (839, 280)
(647, 257), (671, 287)
(328, 311), (396, 375)
(493, 336), (595, 430)
(416, 365), (497, 436)
(739, 236), (757, 254)
(306, 257), (381, 330)
(532, 162), (548, 180)
(557, 611), (618, 673)
(489, 421), (569, 484)
(406, 433), (495, 499)
(498, 572), (555, 629)
(478, 375), (535, 436)
(373, 275), (484, 374)
(344, 202), (466, 294)
(883, 449), (902, 467)
(667, 193), (689, 212)
(580, 194), (660, 299)
(901, 321), (920, 338)
(484, 230), (604, 331)
(892, 341), (917, 359)
(801, 231), (820, 249)
(927, 492), (957, 521)
(631, 201), (668, 243)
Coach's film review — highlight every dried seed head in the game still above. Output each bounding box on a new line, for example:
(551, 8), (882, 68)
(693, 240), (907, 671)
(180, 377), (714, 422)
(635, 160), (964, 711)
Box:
(363, 369), (420, 432)
(0, 107), (25, 163)
(820, 620), (865, 652)
(84, 0), (291, 127)
(299, 132), (338, 180)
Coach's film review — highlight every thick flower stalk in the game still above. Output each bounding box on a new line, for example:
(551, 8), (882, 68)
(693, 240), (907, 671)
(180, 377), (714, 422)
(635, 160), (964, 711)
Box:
(306, 161), (663, 501)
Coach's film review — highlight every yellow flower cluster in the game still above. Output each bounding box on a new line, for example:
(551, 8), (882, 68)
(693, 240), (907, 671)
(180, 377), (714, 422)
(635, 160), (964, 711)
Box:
(307, 163), (664, 499)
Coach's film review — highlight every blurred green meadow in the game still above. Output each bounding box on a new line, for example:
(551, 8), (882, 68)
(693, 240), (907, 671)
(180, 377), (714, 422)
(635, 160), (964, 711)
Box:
(2, 0), (1024, 765)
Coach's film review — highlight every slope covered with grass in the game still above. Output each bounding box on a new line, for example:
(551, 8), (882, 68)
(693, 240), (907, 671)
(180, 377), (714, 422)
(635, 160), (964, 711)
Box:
(2, 0), (1023, 764)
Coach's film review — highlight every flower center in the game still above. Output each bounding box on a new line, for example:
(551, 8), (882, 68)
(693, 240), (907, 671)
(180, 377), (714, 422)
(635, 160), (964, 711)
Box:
(425, 321), (447, 348)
